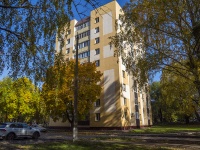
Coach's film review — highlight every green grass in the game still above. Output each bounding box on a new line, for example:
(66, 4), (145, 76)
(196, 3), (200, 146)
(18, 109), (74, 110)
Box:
(132, 124), (200, 134)
(0, 140), (172, 150)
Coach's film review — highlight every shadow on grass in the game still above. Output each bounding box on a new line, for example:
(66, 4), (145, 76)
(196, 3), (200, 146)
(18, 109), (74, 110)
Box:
(0, 140), (170, 150)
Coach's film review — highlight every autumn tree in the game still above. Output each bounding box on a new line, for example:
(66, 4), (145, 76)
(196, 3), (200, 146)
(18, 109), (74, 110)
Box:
(0, 77), (15, 122)
(0, 77), (44, 122)
(111, 0), (200, 117)
(150, 81), (163, 123)
(0, 0), (100, 81)
(161, 64), (197, 124)
(42, 59), (102, 127)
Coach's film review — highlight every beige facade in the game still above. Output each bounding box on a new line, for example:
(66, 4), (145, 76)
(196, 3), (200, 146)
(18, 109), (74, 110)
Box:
(51, 0), (152, 129)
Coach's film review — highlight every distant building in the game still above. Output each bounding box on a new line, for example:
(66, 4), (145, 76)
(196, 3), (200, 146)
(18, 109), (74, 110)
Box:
(51, 0), (152, 129)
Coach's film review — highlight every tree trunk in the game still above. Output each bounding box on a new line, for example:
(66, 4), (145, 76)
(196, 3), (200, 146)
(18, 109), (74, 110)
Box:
(159, 108), (163, 122)
(195, 110), (200, 122)
(185, 116), (190, 124)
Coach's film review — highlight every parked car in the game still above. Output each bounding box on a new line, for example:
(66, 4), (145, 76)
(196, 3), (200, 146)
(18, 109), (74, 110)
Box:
(0, 122), (41, 140)
(31, 124), (47, 132)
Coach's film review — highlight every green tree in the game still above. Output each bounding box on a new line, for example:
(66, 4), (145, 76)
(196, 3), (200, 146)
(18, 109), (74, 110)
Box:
(0, 0), (99, 81)
(0, 77), (16, 122)
(161, 65), (196, 124)
(150, 81), (163, 123)
(0, 77), (44, 122)
(42, 59), (102, 127)
(111, 0), (200, 116)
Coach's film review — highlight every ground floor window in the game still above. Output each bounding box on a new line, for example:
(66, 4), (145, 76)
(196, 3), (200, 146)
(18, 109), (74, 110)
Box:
(95, 113), (100, 121)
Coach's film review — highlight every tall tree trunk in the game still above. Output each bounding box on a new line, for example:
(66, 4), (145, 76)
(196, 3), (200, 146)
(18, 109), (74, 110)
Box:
(195, 110), (200, 122)
(185, 115), (190, 124)
(159, 108), (163, 122)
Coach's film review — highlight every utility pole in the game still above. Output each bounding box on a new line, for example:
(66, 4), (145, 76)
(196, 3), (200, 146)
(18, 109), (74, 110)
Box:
(73, 32), (79, 141)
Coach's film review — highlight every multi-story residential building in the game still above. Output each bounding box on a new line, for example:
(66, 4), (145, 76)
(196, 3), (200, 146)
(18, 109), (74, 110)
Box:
(51, 0), (152, 129)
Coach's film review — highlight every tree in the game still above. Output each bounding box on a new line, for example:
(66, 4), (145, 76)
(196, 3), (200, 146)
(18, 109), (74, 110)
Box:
(0, 77), (15, 122)
(150, 81), (163, 123)
(161, 65), (196, 124)
(0, 0), (100, 81)
(111, 0), (200, 115)
(0, 77), (43, 122)
(42, 59), (102, 127)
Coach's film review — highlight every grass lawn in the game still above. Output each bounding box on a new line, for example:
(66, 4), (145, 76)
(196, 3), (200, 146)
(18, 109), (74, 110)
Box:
(0, 140), (173, 150)
(132, 124), (200, 134)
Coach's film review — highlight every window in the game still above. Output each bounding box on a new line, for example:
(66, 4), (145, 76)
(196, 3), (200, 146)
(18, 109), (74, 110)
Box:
(67, 39), (70, 44)
(95, 113), (100, 121)
(9, 124), (16, 128)
(22, 124), (28, 128)
(135, 112), (139, 119)
(95, 48), (100, 55)
(67, 30), (71, 35)
(122, 70), (125, 78)
(95, 60), (100, 67)
(95, 27), (99, 33)
(77, 30), (90, 39)
(122, 84), (126, 91)
(95, 37), (100, 44)
(124, 111), (127, 119)
(95, 99), (100, 107)
(66, 48), (70, 54)
(75, 51), (90, 59)
(95, 17), (99, 23)
(124, 98), (127, 105)
(78, 40), (90, 49)
(76, 22), (90, 31)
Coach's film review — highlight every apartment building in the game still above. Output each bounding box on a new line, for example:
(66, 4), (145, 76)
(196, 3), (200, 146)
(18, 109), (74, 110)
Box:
(51, 0), (152, 129)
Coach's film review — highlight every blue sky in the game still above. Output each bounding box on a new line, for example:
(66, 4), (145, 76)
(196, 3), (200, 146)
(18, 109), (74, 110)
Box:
(0, 0), (161, 81)
(72, 0), (129, 20)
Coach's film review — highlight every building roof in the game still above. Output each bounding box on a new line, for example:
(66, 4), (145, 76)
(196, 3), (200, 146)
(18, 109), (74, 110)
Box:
(75, 17), (90, 27)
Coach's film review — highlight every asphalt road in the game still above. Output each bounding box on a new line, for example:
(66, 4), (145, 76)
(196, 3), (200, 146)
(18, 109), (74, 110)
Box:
(0, 130), (200, 150)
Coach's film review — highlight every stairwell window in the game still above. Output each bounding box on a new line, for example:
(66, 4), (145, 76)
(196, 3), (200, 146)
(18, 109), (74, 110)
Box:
(124, 111), (127, 119)
(95, 48), (100, 55)
(67, 29), (71, 35)
(95, 113), (100, 121)
(67, 39), (70, 44)
(66, 48), (70, 54)
(95, 37), (100, 44)
(95, 60), (100, 67)
(124, 98), (127, 105)
(122, 84), (126, 91)
(122, 70), (125, 78)
(95, 99), (100, 107)
(95, 17), (99, 23)
(95, 27), (99, 33)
